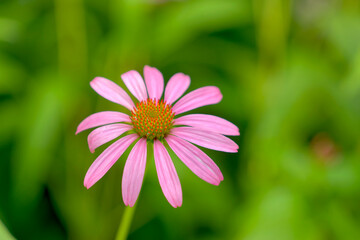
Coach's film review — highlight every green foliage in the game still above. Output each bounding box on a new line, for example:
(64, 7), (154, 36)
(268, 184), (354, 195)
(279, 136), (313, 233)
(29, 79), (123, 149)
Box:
(0, 220), (15, 240)
(1, 0), (360, 239)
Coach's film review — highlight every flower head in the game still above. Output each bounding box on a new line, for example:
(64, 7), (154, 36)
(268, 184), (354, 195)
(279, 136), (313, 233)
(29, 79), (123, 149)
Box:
(131, 99), (175, 140)
(76, 66), (239, 208)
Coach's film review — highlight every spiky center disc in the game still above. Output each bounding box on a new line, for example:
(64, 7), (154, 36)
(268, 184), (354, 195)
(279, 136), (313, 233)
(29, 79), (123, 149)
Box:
(131, 99), (175, 140)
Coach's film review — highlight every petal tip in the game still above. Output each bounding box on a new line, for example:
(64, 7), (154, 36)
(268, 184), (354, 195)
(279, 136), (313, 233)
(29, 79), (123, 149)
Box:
(170, 202), (182, 208)
(168, 195), (183, 208)
(184, 74), (191, 82)
(213, 180), (221, 186)
(87, 138), (95, 153)
(214, 87), (223, 102)
(90, 76), (102, 85)
(121, 70), (137, 78)
(123, 201), (135, 207)
(219, 175), (224, 182)
(84, 181), (91, 189)
(210, 175), (222, 186)
(84, 174), (96, 189)
(176, 200), (183, 208)
(120, 72), (129, 80)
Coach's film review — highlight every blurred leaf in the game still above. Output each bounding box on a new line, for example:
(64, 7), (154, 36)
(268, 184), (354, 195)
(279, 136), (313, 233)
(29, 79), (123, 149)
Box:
(0, 18), (19, 42)
(0, 220), (15, 240)
(0, 55), (24, 95)
(320, 12), (360, 60)
(153, 0), (251, 59)
(10, 75), (71, 222)
(0, 102), (18, 144)
(235, 188), (312, 240)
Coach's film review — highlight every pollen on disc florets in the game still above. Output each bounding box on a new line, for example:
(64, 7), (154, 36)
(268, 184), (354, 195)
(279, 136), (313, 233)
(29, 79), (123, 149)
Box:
(130, 99), (175, 140)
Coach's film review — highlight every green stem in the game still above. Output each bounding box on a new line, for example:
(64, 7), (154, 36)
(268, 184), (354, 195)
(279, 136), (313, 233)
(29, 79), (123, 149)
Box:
(115, 205), (137, 240)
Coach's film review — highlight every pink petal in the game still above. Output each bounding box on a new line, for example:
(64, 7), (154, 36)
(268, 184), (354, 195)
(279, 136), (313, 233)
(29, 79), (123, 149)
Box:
(121, 70), (148, 102)
(90, 77), (135, 110)
(154, 140), (182, 208)
(172, 86), (222, 115)
(166, 135), (223, 185)
(87, 124), (133, 153)
(144, 65), (164, 100)
(122, 138), (147, 207)
(164, 73), (190, 105)
(84, 134), (138, 189)
(174, 114), (240, 136)
(76, 111), (131, 134)
(171, 127), (238, 153)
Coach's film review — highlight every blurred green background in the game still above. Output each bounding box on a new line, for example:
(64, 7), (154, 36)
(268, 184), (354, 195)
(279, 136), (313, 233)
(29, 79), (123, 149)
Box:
(1, 0), (360, 239)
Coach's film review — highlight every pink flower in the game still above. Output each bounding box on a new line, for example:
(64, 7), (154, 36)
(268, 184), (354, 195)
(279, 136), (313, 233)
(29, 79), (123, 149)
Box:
(76, 66), (239, 208)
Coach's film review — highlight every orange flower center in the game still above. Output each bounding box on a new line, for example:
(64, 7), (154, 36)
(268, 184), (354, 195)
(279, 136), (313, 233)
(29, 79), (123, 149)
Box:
(130, 99), (175, 140)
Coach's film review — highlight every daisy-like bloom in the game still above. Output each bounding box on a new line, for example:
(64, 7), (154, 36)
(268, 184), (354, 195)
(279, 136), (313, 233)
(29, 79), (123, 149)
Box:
(76, 66), (239, 208)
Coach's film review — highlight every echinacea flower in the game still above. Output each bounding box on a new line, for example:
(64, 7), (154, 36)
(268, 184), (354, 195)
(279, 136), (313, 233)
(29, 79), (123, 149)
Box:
(76, 66), (239, 208)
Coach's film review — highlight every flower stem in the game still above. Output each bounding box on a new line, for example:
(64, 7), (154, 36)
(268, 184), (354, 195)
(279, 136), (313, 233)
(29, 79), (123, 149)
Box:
(115, 205), (137, 240)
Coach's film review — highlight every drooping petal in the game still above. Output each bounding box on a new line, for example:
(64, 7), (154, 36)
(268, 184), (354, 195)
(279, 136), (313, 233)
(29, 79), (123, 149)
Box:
(84, 134), (138, 189)
(90, 77), (135, 110)
(144, 66), (164, 100)
(171, 127), (238, 153)
(154, 140), (182, 208)
(76, 111), (131, 134)
(172, 86), (222, 115)
(166, 135), (223, 185)
(174, 114), (240, 136)
(122, 138), (147, 207)
(87, 124), (133, 153)
(164, 73), (190, 105)
(121, 70), (148, 102)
